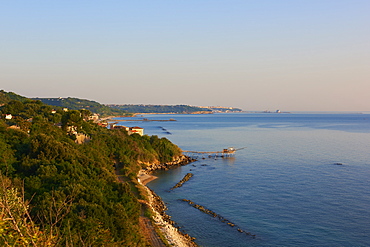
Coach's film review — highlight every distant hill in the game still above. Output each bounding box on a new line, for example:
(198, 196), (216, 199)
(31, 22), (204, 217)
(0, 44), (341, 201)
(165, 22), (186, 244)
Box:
(107, 104), (242, 114)
(200, 106), (243, 113)
(108, 104), (212, 114)
(34, 97), (130, 117)
(0, 90), (29, 104)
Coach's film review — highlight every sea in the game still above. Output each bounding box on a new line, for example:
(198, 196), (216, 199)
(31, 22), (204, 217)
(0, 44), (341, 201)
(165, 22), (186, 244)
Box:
(116, 112), (370, 247)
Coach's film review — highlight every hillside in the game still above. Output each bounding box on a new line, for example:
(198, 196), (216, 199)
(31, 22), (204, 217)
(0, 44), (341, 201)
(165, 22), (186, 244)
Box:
(108, 104), (212, 114)
(0, 90), (29, 104)
(34, 97), (130, 117)
(0, 91), (183, 246)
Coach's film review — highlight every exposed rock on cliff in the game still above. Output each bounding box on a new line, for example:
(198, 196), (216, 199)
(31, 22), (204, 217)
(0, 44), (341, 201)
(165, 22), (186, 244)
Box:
(143, 155), (196, 173)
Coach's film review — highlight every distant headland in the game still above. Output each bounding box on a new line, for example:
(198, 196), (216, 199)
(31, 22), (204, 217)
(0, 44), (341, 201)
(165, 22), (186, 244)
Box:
(31, 96), (243, 115)
(107, 104), (243, 114)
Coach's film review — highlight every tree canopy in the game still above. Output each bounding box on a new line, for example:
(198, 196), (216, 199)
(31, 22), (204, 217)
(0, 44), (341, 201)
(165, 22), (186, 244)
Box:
(0, 92), (182, 246)
(33, 97), (130, 117)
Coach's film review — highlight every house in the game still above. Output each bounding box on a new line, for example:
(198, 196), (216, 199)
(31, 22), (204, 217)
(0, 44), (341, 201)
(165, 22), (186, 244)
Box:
(129, 127), (144, 136)
(89, 114), (100, 122)
(5, 114), (12, 120)
(110, 125), (144, 136)
(111, 125), (128, 130)
(97, 122), (108, 128)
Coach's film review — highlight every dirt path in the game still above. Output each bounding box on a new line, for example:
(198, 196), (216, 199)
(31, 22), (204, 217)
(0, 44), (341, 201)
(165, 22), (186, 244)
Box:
(115, 164), (166, 247)
(139, 216), (166, 247)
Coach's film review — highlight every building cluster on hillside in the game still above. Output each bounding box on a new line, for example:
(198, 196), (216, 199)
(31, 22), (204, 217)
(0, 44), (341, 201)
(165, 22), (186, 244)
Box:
(195, 105), (242, 113)
(89, 113), (100, 122)
(197, 106), (235, 109)
(1, 107), (144, 144)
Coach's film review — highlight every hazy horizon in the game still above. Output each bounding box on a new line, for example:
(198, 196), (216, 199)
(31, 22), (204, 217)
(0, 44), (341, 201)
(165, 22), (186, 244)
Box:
(1, 1), (369, 112)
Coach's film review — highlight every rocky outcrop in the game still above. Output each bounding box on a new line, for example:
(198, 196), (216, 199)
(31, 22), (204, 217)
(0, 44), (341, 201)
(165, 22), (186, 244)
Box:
(143, 155), (196, 173)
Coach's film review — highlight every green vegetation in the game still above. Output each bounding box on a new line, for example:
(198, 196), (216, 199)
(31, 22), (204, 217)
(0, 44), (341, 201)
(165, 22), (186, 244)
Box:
(108, 104), (212, 114)
(0, 178), (56, 246)
(0, 91), (182, 246)
(33, 97), (130, 117)
(0, 90), (29, 104)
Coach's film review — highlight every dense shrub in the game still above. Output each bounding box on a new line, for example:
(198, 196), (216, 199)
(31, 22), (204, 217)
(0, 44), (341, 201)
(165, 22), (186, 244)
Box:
(0, 96), (182, 246)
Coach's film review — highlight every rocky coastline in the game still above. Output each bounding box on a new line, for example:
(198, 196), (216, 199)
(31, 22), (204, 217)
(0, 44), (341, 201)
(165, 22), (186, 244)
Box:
(143, 155), (196, 173)
(138, 155), (198, 247)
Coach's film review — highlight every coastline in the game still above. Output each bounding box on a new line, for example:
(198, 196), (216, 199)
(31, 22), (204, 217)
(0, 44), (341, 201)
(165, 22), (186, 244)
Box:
(138, 155), (197, 247)
(138, 172), (158, 185)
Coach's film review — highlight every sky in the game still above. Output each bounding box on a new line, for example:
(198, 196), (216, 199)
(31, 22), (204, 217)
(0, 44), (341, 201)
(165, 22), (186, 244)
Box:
(1, 0), (369, 111)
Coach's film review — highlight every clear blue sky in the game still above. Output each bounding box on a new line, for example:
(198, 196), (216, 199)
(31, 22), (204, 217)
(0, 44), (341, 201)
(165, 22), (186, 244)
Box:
(1, 0), (369, 111)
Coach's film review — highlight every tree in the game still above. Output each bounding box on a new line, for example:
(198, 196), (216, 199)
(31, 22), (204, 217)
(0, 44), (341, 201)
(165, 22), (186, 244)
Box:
(0, 175), (56, 246)
(0, 139), (16, 175)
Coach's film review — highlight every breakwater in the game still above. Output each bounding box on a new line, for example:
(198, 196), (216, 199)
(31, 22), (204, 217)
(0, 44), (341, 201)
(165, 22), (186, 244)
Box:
(137, 113), (370, 246)
(171, 173), (193, 190)
(109, 118), (176, 122)
(158, 126), (172, 135)
(181, 199), (256, 239)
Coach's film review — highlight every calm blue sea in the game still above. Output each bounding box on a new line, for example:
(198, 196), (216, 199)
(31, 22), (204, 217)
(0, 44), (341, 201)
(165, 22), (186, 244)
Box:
(118, 113), (370, 246)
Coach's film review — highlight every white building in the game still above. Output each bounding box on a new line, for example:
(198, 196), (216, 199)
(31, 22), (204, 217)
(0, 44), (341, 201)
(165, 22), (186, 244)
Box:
(129, 127), (144, 136)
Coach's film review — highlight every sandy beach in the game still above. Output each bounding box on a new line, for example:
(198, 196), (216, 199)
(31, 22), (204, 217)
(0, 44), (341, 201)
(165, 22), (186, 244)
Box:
(138, 172), (158, 185)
